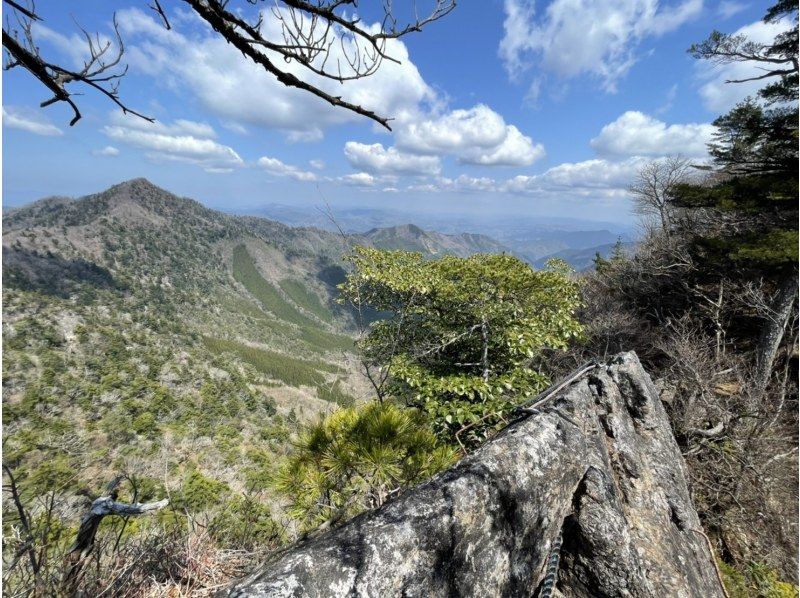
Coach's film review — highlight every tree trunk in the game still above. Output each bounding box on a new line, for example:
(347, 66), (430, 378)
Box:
(481, 318), (490, 382)
(226, 353), (725, 598)
(753, 272), (798, 399)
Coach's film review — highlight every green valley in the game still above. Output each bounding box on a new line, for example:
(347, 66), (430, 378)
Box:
(2, 178), (517, 594)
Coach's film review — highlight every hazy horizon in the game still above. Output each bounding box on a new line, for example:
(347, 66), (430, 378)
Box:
(3, 2), (777, 228)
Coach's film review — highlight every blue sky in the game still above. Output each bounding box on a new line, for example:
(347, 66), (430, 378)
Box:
(1, 0), (785, 224)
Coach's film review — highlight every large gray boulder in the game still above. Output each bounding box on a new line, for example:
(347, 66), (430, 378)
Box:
(227, 352), (725, 597)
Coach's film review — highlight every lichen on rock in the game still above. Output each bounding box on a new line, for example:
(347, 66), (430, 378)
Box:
(226, 352), (725, 598)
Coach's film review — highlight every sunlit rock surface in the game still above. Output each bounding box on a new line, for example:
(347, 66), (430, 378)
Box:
(227, 352), (724, 598)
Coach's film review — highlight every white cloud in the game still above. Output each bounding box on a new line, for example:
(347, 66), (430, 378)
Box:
(32, 23), (118, 71)
(397, 156), (652, 201)
(406, 183), (441, 193)
(93, 146), (120, 157)
(396, 104), (545, 166)
(461, 125), (545, 166)
(500, 0), (703, 91)
(655, 83), (679, 114)
(222, 121), (249, 135)
(108, 112), (217, 138)
(338, 172), (378, 187)
(591, 111), (714, 157)
(445, 175), (498, 192)
(344, 142), (441, 176)
(2, 106), (63, 136)
(257, 156), (318, 181)
(397, 105), (506, 154)
(309, 159), (326, 170)
(501, 157), (649, 196)
(117, 8), (435, 139)
(103, 115), (242, 172)
(717, 1), (747, 19)
(429, 175), (499, 193)
(696, 19), (793, 112)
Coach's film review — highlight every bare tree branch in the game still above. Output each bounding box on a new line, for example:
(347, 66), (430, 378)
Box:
(2, 3), (152, 125)
(3, 0), (455, 129)
(149, 0), (171, 30)
(628, 155), (693, 237)
(2, 464), (39, 580)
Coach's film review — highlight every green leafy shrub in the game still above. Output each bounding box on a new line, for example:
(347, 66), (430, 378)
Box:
(178, 471), (230, 513)
(720, 560), (799, 598)
(132, 411), (159, 437)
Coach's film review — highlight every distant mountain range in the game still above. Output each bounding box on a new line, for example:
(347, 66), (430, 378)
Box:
(362, 223), (510, 257)
(254, 203), (636, 264)
(0, 179), (371, 522)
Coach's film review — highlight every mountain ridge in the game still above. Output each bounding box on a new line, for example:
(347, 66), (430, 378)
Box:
(6, 178), (516, 261)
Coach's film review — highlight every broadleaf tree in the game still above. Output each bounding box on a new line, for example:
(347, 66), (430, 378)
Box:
(340, 247), (583, 447)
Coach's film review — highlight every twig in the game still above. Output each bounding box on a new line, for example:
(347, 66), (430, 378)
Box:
(689, 528), (731, 598)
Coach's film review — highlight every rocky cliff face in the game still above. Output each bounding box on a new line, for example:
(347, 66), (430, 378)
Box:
(227, 353), (725, 597)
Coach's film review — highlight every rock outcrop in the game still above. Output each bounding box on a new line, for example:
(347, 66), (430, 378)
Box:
(227, 352), (725, 597)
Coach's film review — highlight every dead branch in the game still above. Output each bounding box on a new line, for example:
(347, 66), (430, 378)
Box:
(61, 475), (168, 595)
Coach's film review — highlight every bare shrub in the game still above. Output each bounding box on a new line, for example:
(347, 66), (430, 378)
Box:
(560, 225), (799, 582)
(2, 468), (281, 597)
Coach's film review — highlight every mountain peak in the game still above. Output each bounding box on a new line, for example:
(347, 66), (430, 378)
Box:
(108, 177), (169, 196)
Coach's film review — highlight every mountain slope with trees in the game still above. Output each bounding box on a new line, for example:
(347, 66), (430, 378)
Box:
(1, 177), (526, 595)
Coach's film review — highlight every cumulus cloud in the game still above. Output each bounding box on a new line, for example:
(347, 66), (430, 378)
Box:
(2, 106), (63, 136)
(696, 19), (793, 112)
(500, 0), (703, 91)
(397, 105), (506, 154)
(591, 111), (714, 157)
(442, 175), (498, 192)
(501, 157), (649, 197)
(103, 114), (242, 172)
(93, 146), (120, 157)
(399, 157), (646, 199)
(344, 142), (441, 176)
(309, 159), (326, 170)
(117, 8), (435, 139)
(257, 156), (318, 181)
(338, 172), (378, 187)
(396, 104), (545, 166)
(461, 125), (545, 166)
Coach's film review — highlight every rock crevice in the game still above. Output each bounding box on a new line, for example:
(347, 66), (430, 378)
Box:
(227, 352), (725, 598)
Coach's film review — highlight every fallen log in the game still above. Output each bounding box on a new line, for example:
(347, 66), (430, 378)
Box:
(227, 352), (726, 597)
